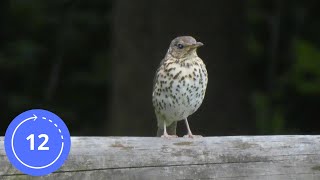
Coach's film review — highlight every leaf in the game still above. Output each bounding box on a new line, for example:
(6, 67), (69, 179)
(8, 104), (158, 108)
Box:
(290, 39), (320, 94)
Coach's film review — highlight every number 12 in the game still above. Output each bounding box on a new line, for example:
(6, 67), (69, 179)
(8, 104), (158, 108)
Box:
(26, 134), (49, 150)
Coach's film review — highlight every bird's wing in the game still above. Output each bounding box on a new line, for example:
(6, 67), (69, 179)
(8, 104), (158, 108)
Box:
(152, 58), (166, 92)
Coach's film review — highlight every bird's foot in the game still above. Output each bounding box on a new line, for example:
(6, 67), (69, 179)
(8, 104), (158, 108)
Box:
(183, 134), (202, 138)
(161, 134), (178, 138)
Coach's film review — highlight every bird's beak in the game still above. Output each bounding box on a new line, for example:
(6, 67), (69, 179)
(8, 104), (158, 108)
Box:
(193, 42), (204, 48)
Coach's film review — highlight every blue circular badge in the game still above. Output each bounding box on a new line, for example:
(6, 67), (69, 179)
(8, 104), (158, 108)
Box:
(4, 109), (71, 176)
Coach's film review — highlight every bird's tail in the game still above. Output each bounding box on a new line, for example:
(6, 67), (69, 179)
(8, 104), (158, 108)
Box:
(156, 121), (177, 137)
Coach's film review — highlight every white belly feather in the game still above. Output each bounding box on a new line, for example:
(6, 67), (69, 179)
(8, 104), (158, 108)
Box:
(153, 61), (207, 126)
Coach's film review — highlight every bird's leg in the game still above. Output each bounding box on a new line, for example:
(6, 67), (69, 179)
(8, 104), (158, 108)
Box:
(183, 118), (202, 138)
(161, 122), (178, 138)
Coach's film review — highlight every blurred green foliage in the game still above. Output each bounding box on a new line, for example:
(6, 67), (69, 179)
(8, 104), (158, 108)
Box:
(291, 39), (320, 94)
(0, 0), (319, 135)
(249, 0), (320, 134)
(0, 0), (111, 135)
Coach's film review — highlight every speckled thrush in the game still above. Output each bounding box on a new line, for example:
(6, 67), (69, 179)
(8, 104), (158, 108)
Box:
(152, 36), (208, 138)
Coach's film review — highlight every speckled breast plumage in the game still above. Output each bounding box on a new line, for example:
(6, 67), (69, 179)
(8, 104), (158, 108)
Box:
(152, 57), (208, 127)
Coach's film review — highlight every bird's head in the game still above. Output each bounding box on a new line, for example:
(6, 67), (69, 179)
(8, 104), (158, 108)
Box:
(167, 36), (203, 59)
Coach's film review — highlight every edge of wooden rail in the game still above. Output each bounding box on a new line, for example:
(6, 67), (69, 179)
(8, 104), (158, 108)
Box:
(1, 135), (320, 179)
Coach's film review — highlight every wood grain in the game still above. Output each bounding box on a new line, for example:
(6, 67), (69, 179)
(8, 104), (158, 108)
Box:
(1, 136), (320, 180)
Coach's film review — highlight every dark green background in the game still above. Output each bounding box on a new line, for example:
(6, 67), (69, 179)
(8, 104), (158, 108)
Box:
(0, 0), (319, 136)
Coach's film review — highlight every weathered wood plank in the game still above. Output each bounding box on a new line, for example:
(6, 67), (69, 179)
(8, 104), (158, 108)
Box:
(1, 136), (320, 180)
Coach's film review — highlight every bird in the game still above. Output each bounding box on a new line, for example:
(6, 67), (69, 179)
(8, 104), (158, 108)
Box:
(152, 36), (208, 138)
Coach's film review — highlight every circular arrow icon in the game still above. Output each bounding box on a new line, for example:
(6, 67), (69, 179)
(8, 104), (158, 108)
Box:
(4, 109), (71, 176)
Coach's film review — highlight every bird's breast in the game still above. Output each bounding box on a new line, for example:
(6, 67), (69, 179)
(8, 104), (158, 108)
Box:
(153, 58), (208, 121)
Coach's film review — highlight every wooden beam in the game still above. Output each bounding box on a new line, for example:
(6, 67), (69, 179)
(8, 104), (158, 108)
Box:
(1, 136), (320, 179)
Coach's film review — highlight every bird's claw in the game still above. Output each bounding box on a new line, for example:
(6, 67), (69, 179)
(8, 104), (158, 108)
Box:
(161, 134), (178, 138)
(183, 134), (202, 138)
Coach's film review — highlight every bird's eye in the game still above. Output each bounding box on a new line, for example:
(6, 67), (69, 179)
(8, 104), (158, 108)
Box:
(177, 44), (184, 49)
